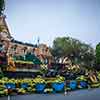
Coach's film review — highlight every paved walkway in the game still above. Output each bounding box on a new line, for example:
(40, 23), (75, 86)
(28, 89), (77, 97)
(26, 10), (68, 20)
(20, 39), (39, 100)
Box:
(1, 88), (100, 100)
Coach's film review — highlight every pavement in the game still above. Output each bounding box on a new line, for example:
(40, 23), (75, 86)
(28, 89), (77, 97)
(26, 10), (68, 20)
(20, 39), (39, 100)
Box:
(1, 88), (100, 100)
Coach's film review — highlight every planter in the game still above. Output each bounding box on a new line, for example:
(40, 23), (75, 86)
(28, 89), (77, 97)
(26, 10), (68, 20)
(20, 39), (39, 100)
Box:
(69, 80), (77, 90)
(52, 82), (64, 92)
(35, 83), (46, 92)
(5, 83), (16, 89)
(79, 81), (88, 88)
(20, 83), (28, 89)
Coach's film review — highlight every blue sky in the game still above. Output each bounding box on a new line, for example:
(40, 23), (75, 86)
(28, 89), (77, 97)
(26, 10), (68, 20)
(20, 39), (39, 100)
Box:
(5, 0), (100, 47)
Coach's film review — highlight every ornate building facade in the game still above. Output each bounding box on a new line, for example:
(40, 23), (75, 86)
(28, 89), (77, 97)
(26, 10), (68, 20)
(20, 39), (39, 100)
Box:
(0, 15), (52, 69)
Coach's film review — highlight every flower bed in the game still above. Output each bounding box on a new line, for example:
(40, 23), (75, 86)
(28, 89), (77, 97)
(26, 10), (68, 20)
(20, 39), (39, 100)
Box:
(0, 74), (100, 96)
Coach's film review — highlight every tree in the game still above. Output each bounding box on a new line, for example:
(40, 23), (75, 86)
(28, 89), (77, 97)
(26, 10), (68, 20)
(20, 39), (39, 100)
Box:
(0, 0), (5, 41)
(96, 43), (100, 65)
(0, 0), (5, 16)
(51, 36), (95, 67)
(51, 37), (74, 58)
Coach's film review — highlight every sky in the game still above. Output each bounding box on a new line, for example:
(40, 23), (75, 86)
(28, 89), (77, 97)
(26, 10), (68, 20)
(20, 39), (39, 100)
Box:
(5, 0), (100, 48)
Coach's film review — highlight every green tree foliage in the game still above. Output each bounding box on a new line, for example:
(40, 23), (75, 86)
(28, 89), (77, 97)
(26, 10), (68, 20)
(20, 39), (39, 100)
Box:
(0, 0), (5, 15)
(96, 43), (100, 64)
(51, 36), (95, 67)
